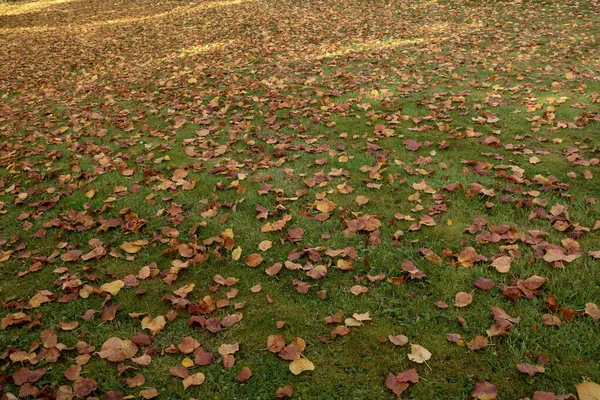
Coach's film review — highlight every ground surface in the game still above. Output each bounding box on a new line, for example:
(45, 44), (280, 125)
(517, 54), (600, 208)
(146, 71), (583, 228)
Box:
(0, 0), (599, 398)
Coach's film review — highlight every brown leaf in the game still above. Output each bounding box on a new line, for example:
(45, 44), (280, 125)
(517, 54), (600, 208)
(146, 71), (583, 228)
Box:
(388, 334), (409, 347)
(467, 336), (489, 351)
(278, 337), (305, 360)
(267, 335), (286, 353)
(473, 277), (495, 290)
(98, 337), (138, 362)
(64, 364), (81, 381)
(73, 377), (98, 397)
(126, 374), (145, 388)
(471, 381), (498, 399)
(585, 303), (600, 320)
(178, 336), (200, 354)
(236, 367), (252, 383)
(396, 368), (419, 383)
(169, 366), (189, 378)
(182, 373), (205, 389)
(517, 363), (545, 377)
(245, 253), (264, 267)
(446, 333), (462, 343)
(194, 347), (214, 366)
(218, 343), (240, 355)
(331, 325), (349, 340)
(350, 285), (368, 296)
(139, 388), (159, 399)
(386, 373), (409, 395)
(457, 247), (478, 267)
(57, 320), (79, 331)
(265, 263), (283, 275)
(275, 385), (294, 398)
(355, 195), (370, 206)
(542, 314), (562, 326)
(454, 292), (473, 307)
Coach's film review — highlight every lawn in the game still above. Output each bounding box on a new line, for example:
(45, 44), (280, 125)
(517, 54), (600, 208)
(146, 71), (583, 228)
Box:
(0, 0), (599, 398)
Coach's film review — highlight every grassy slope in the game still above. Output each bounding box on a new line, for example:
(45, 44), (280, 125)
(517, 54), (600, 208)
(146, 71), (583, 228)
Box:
(0, 0), (599, 398)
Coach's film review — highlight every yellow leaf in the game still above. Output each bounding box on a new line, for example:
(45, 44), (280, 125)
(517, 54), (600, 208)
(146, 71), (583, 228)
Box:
(182, 357), (194, 368)
(407, 344), (432, 363)
(141, 315), (166, 336)
(232, 247), (242, 261)
(289, 358), (315, 375)
(258, 240), (272, 251)
(576, 382), (600, 400)
(139, 388), (158, 399)
(0, 250), (13, 262)
(315, 199), (336, 213)
(120, 242), (141, 254)
(491, 256), (512, 273)
(100, 280), (124, 295)
(221, 228), (234, 239)
(352, 312), (371, 322)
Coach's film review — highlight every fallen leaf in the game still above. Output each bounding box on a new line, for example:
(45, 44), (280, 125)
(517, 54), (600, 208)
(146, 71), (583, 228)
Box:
(267, 335), (286, 353)
(289, 358), (315, 375)
(182, 372), (205, 389)
(100, 280), (125, 295)
(455, 291), (473, 307)
(236, 367), (252, 383)
(98, 337), (138, 362)
(139, 388), (158, 399)
(388, 334), (409, 346)
(491, 256), (512, 273)
(471, 381), (498, 399)
(467, 336), (489, 351)
(407, 344), (431, 363)
(275, 385), (293, 398)
(246, 253), (264, 267)
(517, 363), (545, 377)
(576, 381), (600, 400)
